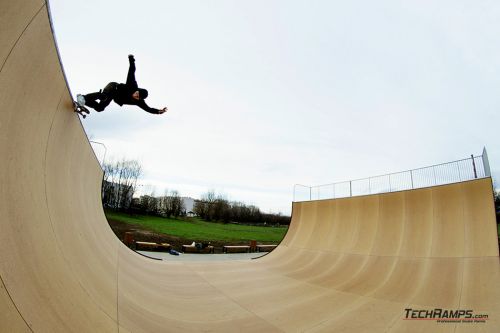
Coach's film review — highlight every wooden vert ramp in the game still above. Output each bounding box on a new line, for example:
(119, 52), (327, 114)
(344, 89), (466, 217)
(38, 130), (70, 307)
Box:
(1, 0), (499, 332)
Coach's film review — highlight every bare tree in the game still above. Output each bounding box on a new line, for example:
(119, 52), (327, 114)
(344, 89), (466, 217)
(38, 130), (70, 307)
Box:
(118, 159), (142, 209)
(102, 158), (142, 210)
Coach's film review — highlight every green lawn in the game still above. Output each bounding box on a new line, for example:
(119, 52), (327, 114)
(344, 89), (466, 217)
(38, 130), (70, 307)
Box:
(105, 210), (288, 243)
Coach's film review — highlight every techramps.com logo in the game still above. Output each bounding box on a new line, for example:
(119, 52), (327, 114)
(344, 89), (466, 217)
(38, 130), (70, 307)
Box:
(403, 308), (489, 324)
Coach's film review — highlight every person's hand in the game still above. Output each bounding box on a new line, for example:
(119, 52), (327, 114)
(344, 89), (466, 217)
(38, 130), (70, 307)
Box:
(158, 107), (168, 114)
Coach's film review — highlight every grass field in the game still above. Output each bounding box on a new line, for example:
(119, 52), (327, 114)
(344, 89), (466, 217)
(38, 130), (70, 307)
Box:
(105, 210), (288, 243)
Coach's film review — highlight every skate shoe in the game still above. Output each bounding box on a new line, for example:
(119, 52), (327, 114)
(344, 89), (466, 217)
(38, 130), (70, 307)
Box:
(76, 94), (86, 106)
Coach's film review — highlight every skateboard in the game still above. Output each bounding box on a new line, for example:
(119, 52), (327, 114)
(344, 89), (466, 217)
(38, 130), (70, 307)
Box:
(74, 101), (90, 118)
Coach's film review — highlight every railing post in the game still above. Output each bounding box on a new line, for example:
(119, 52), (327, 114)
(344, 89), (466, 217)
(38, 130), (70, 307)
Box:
(350, 181), (352, 197)
(410, 170), (414, 189)
(482, 147), (491, 177)
(309, 187), (312, 200)
(471, 154), (477, 179)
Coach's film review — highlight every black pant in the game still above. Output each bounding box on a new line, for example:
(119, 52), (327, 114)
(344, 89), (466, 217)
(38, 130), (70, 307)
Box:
(84, 82), (117, 112)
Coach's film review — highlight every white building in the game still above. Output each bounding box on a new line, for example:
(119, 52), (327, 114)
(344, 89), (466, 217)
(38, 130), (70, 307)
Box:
(181, 197), (195, 214)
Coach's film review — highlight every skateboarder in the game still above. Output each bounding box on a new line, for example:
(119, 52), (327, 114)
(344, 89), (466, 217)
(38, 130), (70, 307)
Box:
(76, 54), (167, 115)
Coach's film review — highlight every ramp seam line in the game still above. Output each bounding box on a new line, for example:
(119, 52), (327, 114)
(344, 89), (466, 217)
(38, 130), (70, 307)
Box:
(0, 4), (45, 75)
(428, 189), (435, 257)
(0, 274), (34, 332)
(454, 187), (467, 333)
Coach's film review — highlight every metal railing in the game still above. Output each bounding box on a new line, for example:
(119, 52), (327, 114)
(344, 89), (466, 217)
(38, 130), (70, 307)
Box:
(293, 148), (491, 202)
(90, 140), (107, 168)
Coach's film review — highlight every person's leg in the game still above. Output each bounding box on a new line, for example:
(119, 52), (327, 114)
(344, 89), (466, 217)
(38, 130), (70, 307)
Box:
(95, 94), (112, 112)
(83, 91), (105, 111)
(96, 82), (118, 111)
(102, 82), (118, 95)
(83, 82), (116, 111)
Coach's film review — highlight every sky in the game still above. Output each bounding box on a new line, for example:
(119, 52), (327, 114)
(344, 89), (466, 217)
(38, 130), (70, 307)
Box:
(49, 0), (500, 215)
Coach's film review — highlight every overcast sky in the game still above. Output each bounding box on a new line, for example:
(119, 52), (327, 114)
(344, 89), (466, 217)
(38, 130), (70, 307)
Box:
(49, 0), (500, 215)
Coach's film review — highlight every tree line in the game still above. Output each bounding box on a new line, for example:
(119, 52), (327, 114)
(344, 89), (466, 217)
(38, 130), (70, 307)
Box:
(102, 158), (291, 225)
(193, 190), (290, 226)
(130, 190), (185, 218)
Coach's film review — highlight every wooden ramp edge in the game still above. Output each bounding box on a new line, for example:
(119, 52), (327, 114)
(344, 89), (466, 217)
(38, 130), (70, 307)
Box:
(0, 0), (499, 332)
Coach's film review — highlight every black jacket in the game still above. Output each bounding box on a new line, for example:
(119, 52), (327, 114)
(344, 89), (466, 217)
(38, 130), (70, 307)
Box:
(113, 56), (160, 114)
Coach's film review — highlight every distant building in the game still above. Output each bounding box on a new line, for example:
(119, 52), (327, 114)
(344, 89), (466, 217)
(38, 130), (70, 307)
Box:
(181, 197), (195, 215)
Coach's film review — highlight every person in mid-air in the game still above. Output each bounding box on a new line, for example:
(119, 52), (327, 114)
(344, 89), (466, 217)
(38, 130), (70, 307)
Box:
(77, 54), (167, 115)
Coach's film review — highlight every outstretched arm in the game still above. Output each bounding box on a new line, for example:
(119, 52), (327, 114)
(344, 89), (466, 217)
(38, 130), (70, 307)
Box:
(126, 54), (138, 90)
(137, 100), (168, 115)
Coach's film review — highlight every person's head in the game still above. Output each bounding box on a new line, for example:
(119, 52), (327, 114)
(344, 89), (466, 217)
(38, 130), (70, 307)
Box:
(132, 89), (149, 100)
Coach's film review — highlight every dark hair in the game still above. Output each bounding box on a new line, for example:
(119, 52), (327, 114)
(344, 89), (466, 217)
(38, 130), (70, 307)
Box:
(138, 88), (148, 99)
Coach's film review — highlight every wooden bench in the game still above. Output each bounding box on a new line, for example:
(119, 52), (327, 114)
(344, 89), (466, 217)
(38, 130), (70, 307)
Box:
(182, 245), (214, 254)
(135, 241), (171, 251)
(223, 245), (250, 253)
(257, 244), (277, 252)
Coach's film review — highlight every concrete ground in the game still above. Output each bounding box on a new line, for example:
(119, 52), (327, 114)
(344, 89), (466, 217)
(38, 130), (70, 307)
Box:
(137, 251), (268, 261)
